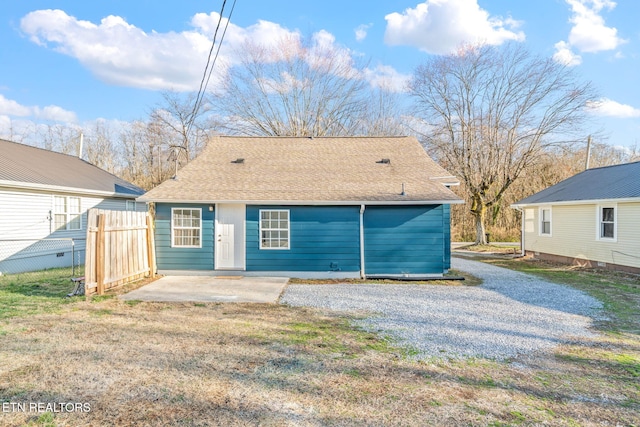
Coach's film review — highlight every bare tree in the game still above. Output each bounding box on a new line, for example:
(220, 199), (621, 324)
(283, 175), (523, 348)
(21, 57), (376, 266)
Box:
(409, 43), (597, 244)
(0, 118), (30, 143)
(356, 83), (408, 136)
(119, 118), (185, 190)
(149, 91), (219, 167)
(83, 120), (118, 173)
(36, 124), (81, 154)
(218, 35), (372, 137)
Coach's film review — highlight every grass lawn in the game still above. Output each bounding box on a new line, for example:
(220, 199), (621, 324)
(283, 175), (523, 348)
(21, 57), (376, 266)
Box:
(0, 262), (639, 426)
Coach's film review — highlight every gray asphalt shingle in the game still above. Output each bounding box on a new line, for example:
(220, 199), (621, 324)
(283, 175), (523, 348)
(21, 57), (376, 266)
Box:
(139, 136), (462, 204)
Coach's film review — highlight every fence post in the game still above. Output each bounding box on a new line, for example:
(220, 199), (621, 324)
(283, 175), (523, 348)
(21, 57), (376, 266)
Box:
(71, 238), (75, 276)
(146, 214), (156, 278)
(96, 214), (105, 295)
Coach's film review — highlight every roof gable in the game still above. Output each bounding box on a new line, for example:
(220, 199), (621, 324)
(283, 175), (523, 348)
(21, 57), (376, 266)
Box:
(514, 161), (640, 205)
(140, 136), (462, 204)
(0, 139), (143, 197)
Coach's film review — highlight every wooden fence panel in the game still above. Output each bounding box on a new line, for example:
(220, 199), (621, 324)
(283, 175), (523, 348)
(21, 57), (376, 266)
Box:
(84, 209), (155, 296)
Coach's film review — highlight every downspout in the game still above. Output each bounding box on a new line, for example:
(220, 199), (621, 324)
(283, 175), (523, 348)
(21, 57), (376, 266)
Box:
(360, 204), (366, 279)
(515, 206), (525, 257)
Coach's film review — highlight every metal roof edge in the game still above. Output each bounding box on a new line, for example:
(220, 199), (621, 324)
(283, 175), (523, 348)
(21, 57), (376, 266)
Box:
(511, 196), (640, 208)
(0, 180), (141, 199)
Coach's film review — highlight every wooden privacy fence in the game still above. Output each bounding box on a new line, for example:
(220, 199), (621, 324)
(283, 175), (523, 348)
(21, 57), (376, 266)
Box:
(84, 209), (156, 296)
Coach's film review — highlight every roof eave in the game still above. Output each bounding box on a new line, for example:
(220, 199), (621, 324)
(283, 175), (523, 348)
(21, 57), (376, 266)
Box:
(511, 196), (640, 208)
(137, 197), (465, 205)
(0, 180), (142, 199)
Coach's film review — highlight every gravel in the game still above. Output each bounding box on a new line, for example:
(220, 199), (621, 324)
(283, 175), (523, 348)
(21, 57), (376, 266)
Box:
(280, 257), (604, 360)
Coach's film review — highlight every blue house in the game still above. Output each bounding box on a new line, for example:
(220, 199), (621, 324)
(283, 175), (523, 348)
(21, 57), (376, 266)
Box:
(138, 136), (463, 278)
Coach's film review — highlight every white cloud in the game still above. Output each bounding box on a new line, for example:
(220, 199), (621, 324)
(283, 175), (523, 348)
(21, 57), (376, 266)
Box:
(553, 0), (626, 65)
(21, 9), (216, 91)
(0, 94), (77, 122)
(384, 0), (525, 54)
(19, 9), (401, 94)
(35, 105), (78, 122)
(355, 24), (372, 42)
(363, 65), (410, 93)
(566, 0), (626, 53)
(307, 30), (360, 78)
(0, 95), (31, 116)
(224, 17), (301, 60)
(20, 9), (303, 92)
(586, 98), (640, 118)
(552, 41), (582, 66)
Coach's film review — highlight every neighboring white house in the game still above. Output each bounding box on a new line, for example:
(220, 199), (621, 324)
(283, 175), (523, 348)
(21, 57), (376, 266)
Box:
(512, 161), (640, 274)
(0, 139), (146, 274)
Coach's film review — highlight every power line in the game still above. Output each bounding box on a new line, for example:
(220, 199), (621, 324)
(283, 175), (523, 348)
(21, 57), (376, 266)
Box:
(187, 0), (237, 138)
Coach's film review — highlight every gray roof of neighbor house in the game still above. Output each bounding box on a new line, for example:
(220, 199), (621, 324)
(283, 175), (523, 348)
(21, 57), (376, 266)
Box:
(0, 138), (143, 197)
(513, 161), (640, 206)
(139, 136), (463, 204)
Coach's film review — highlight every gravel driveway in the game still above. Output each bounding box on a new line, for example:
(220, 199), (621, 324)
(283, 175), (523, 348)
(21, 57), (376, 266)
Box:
(280, 257), (604, 360)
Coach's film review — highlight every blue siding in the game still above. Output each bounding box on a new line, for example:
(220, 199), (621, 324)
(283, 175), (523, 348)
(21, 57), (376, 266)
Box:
(364, 205), (445, 275)
(152, 202), (451, 275)
(155, 203), (214, 270)
(246, 205), (360, 272)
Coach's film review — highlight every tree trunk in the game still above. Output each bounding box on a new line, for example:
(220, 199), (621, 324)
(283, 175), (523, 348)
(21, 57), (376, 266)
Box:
(472, 205), (487, 245)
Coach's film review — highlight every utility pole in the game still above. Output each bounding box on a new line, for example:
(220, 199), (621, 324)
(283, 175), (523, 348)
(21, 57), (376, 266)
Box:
(585, 135), (592, 170)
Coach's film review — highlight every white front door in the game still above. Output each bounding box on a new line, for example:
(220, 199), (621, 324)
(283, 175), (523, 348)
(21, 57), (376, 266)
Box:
(215, 204), (246, 270)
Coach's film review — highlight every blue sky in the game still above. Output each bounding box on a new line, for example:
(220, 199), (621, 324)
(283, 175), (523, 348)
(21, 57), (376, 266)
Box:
(1, 0), (639, 149)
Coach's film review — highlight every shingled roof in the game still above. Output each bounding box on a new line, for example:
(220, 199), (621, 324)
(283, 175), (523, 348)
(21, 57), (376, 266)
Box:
(513, 160), (640, 206)
(0, 139), (143, 197)
(139, 136), (462, 204)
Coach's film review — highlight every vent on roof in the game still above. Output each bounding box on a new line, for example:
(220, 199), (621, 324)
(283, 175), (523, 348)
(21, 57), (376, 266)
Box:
(231, 158), (245, 164)
(376, 158), (391, 164)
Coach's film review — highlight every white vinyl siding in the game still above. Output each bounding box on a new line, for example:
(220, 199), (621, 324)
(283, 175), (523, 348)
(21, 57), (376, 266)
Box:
(260, 209), (290, 249)
(171, 208), (202, 248)
(0, 188), (141, 241)
(0, 187), (145, 273)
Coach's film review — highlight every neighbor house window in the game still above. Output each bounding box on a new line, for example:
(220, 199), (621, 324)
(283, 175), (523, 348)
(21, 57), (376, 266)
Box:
(540, 207), (551, 236)
(598, 206), (616, 240)
(126, 200), (137, 211)
(172, 208), (201, 248)
(260, 210), (290, 249)
(54, 196), (81, 231)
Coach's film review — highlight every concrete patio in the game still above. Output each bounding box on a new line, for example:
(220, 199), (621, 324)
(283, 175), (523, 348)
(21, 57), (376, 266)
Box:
(118, 276), (289, 303)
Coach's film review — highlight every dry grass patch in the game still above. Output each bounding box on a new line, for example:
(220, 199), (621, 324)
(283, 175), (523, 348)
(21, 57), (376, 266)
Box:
(0, 296), (638, 426)
(456, 243), (521, 254)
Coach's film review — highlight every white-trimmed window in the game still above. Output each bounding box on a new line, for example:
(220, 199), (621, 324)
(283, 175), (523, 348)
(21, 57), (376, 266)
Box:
(260, 210), (290, 249)
(54, 196), (81, 231)
(539, 207), (551, 236)
(597, 205), (616, 241)
(172, 208), (202, 248)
